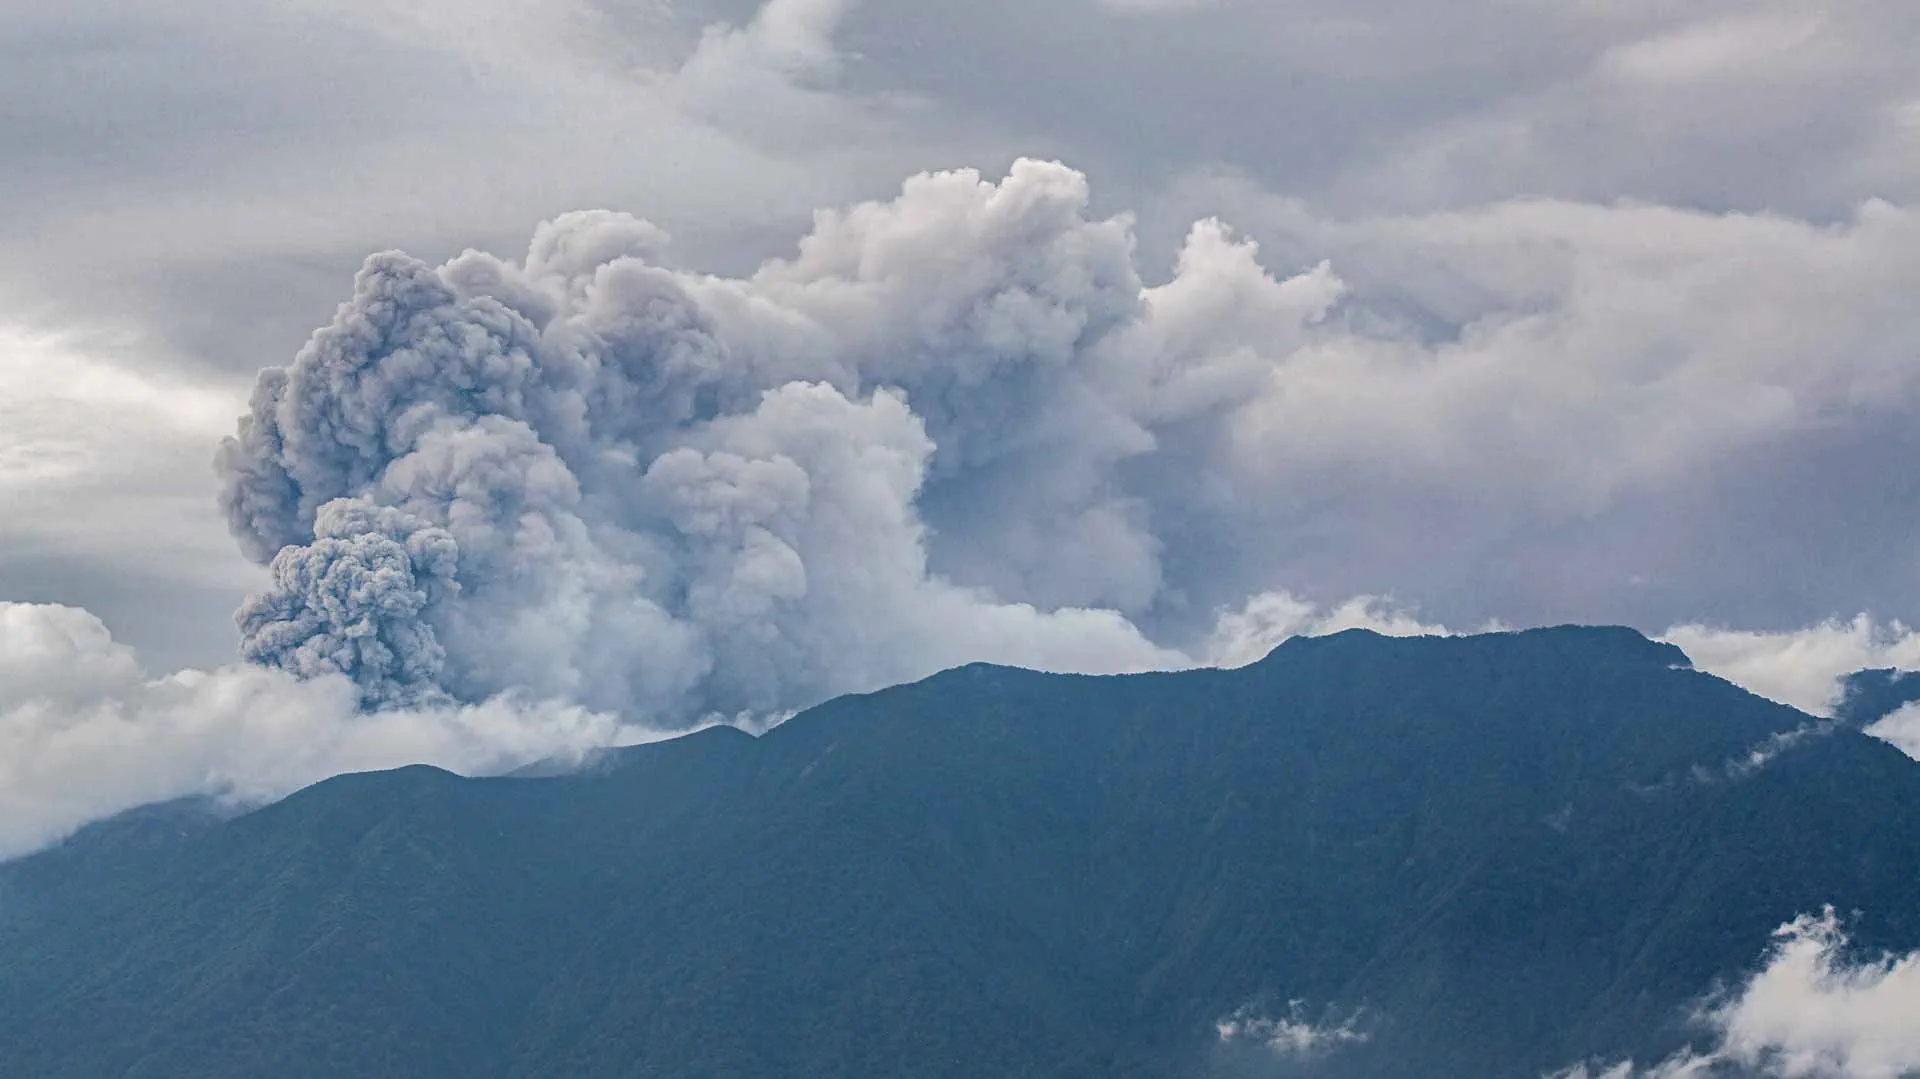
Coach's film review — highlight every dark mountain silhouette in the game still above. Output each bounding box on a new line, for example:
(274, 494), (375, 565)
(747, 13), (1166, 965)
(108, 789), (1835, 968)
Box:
(1837, 666), (1920, 727)
(3, 626), (1917, 1078)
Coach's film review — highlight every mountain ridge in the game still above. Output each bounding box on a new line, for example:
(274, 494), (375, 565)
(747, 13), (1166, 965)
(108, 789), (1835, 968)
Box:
(3, 625), (1915, 1078)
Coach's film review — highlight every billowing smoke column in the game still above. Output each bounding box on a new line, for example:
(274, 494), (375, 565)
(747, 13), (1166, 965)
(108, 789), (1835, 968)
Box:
(17, 160), (1920, 860)
(217, 161), (1338, 722)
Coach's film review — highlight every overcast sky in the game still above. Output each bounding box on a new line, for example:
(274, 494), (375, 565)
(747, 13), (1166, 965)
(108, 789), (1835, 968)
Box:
(5, 0), (1920, 675)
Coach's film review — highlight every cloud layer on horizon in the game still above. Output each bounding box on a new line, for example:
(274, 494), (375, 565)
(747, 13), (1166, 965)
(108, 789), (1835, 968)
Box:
(0, 601), (639, 859)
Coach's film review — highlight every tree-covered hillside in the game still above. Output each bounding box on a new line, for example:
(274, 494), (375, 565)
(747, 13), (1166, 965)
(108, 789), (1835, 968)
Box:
(3, 626), (1916, 1078)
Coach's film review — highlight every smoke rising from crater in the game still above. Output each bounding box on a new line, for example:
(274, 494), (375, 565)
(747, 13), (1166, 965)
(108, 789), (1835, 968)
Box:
(213, 156), (1920, 733)
(215, 160), (1327, 722)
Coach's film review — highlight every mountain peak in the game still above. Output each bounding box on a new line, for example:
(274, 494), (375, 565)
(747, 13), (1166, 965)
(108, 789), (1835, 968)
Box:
(1260, 623), (1693, 670)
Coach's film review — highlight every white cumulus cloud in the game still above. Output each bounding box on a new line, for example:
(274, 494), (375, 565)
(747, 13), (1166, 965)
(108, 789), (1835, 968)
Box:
(1555, 909), (1920, 1079)
(0, 601), (641, 860)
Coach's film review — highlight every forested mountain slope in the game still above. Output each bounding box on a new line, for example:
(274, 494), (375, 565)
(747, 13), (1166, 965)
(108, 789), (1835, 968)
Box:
(4, 627), (1916, 1078)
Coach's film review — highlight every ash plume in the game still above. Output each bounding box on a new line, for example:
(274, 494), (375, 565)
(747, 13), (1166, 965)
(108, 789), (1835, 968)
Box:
(12, 156), (1918, 860)
(215, 161), (1258, 723)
